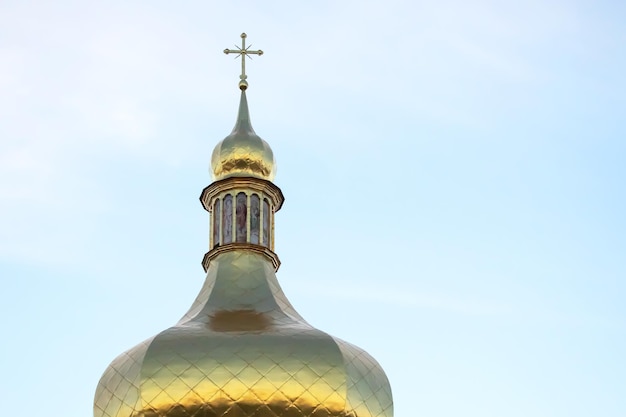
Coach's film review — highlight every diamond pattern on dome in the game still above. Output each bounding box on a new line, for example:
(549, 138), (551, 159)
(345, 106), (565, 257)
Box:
(179, 252), (304, 328)
(177, 273), (217, 325)
(94, 337), (153, 417)
(336, 339), (393, 417)
(95, 251), (393, 417)
(138, 323), (346, 417)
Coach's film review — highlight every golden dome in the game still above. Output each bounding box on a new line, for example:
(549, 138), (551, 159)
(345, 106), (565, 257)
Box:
(211, 91), (276, 181)
(94, 251), (393, 417)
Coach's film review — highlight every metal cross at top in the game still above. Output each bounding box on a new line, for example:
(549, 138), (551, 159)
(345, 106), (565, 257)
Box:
(224, 33), (263, 90)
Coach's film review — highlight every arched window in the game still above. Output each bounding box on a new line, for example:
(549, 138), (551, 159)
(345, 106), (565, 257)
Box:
(222, 194), (233, 244)
(262, 198), (270, 247)
(250, 194), (260, 244)
(213, 199), (221, 247)
(236, 192), (247, 243)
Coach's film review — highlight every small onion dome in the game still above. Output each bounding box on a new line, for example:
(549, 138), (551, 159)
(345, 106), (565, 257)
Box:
(211, 90), (276, 181)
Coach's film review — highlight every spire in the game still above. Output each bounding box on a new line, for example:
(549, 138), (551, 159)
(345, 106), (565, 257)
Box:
(231, 89), (254, 134)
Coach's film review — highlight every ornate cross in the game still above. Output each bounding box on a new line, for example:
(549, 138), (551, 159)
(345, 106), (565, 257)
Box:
(224, 33), (263, 90)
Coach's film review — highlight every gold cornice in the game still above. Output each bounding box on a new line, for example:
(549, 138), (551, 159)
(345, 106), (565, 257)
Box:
(200, 176), (284, 212)
(202, 243), (281, 272)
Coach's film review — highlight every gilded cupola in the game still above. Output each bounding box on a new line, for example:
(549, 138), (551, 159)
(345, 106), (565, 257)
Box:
(94, 33), (393, 417)
(211, 91), (276, 182)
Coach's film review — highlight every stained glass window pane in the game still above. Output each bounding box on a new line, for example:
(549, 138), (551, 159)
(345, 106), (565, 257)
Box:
(236, 192), (247, 243)
(262, 198), (270, 247)
(250, 194), (260, 244)
(213, 199), (221, 247)
(222, 194), (233, 244)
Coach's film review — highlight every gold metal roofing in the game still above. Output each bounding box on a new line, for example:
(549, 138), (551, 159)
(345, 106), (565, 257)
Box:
(211, 90), (276, 182)
(94, 251), (392, 417)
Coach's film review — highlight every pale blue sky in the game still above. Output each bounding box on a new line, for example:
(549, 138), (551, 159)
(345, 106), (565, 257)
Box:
(1, 1), (625, 416)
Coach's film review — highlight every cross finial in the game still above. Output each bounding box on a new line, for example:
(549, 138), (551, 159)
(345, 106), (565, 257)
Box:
(224, 33), (263, 91)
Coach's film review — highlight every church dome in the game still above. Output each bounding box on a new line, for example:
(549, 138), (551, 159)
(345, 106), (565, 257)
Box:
(211, 91), (276, 181)
(94, 33), (392, 417)
(94, 251), (393, 417)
